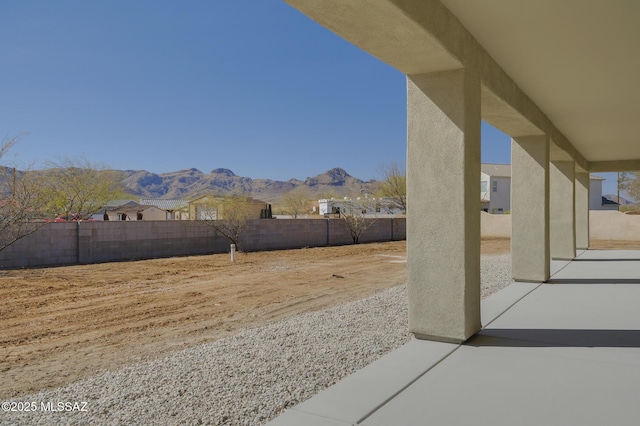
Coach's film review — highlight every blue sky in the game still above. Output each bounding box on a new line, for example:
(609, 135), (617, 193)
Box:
(1, 1), (617, 193)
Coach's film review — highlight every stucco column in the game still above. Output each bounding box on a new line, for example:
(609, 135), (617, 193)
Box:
(511, 136), (550, 282)
(550, 161), (576, 259)
(407, 70), (481, 343)
(575, 172), (590, 250)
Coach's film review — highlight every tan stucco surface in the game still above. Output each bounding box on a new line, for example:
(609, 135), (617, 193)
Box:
(284, 0), (640, 344)
(407, 70), (481, 343)
(550, 161), (577, 260)
(286, 0), (640, 171)
(575, 173), (590, 249)
(590, 211), (640, 241)
(511, 136), (550, 282)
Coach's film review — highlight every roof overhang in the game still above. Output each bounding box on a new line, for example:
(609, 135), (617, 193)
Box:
(285, 0), (640, 172)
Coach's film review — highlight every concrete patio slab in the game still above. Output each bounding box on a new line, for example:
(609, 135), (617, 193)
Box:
(362, 343), (640, 426)
(481, 282), (540, 326)
(268, 410), (352, 426)
(269, 339), (458, 425)
(577, 249), (640, 261)
(267, 250), (640, 426)
(550, 258), (640, 282)
(486, 285), (640, 330)
(550, 258), (572, 276)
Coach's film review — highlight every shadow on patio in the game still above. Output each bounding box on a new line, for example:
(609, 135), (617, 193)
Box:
(267, 249), (640, 425)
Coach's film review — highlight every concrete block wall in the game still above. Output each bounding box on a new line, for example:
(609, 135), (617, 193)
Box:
(355, 219), (398, 244)
(241, 219), (329, 251)
(327, 219), (357, 245)
(0, 218), (406, 269)
(0, 223), (78, 268)
(393, 218), (406, 240)
(78, 221), (227, 263)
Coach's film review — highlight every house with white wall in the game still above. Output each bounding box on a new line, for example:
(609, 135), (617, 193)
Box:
(588, 176), (619, 210)
(319, 197), (404, 217)
(97, 200), (168, 221)
(140, 199), (190, 220)
(481, 164), (618, 213)
(481, 164), (511, 214)
(188, 196), (270, 220)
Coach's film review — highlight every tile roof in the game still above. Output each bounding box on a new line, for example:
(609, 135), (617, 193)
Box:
(481, 163), (511, 177)
(105, 199), (139, 208)
(139, 199), (189, 211)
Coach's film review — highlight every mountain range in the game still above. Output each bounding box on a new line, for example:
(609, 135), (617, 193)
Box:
(119, 167), (379, 203)
(603, 194), (633, 205)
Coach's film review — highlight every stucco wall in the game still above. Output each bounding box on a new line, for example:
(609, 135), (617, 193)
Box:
(0, 218), (406, 269)
(480, 210), (640, 241)
(589, 211), (640, 241)
(480, 211), (511, 238)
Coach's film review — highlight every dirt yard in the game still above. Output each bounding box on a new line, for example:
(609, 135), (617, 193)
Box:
(588, 239), (640, 250)
(2, 238), (509, 398)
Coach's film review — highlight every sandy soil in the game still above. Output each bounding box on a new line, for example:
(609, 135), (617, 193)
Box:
(589, 239), (640, 250)
(1, 238), (507, 398)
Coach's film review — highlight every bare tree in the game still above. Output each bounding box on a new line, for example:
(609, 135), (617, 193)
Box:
(375, 161), (406, 212)
(623, 172), (640, 209)
(617, 172), (631, 210)
(38, 157), (127, 220)
(340, 198), (377, 244)
(196, 194), (253, 250)
(0, 135), (48, 252)
(280, 187), (311, 218)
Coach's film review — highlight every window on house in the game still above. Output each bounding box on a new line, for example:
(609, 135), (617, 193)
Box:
(481, 181), (488, 192)
(492, 181), (498, 193)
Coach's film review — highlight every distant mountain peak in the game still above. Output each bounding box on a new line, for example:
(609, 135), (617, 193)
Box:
(210, 168), (235, 176)
(603, 194), (632, 205)
(118, 166), (377, 203)
(172, 168), (203, 175)
(305, 167), (357, 187)
(326, 167), (351, 178)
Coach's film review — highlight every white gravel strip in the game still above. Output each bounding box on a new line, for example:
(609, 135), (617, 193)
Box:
(1, 254), (511, 426)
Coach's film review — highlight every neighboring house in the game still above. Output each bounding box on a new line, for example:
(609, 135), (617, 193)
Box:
(139, 199), (190, 220)
(318, 197), (404, 217)
(188, 196), (269, 220)
(98, 201), (168, 221)
(481, 164), (511, 214)
(588, 176), (619, 210)
(481, 164), (618, 213)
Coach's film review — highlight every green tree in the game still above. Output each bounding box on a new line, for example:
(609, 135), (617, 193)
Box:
(281, 187), (311, 218)
(375, 161), (406, 212)
(38, 157), (127, 220)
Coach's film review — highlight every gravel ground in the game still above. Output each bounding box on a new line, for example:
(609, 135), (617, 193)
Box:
(1, 254), (511, 426)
